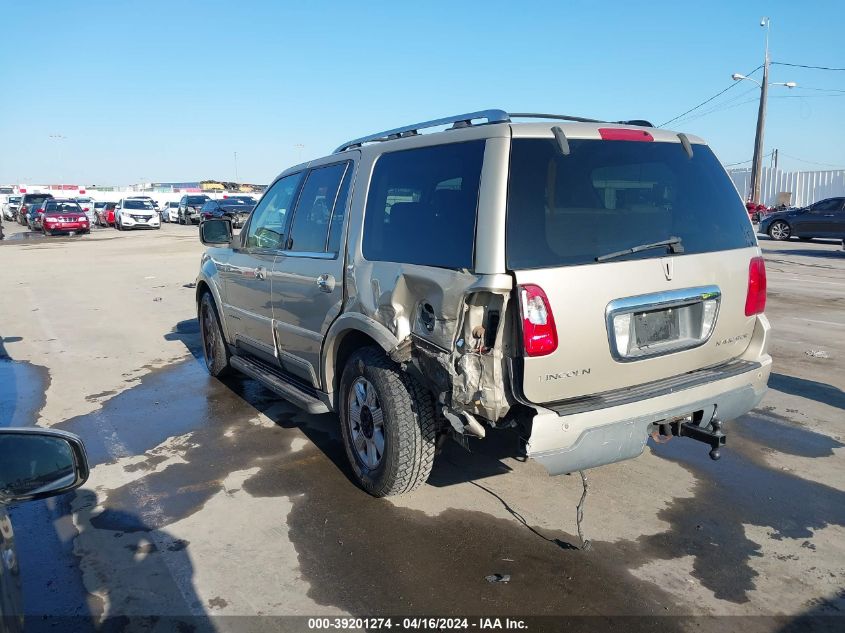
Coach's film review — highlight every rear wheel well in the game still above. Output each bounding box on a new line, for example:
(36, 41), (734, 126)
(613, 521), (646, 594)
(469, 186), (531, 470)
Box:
(332, 330), (381, 398)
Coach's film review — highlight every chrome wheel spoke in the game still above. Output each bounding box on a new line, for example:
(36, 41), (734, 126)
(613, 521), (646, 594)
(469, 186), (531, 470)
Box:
(373, 428), (385, 457)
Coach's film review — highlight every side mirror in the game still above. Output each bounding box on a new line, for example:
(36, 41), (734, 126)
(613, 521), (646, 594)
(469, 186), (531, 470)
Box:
(200, 218), (233, 246)
(0, 428), (89, 503)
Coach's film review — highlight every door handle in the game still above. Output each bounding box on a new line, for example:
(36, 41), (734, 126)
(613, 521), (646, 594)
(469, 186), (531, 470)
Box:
(255, 266), (267, 280)
(316, 273), (335, 293)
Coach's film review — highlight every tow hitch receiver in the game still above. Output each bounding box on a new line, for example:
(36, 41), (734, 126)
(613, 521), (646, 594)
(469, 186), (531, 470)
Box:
(669, 416), (726, 460)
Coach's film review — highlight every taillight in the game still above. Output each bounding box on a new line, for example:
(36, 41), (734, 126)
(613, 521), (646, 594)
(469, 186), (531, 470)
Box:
(518, 284), (558, 357)
(598, 128), (654, 142)
(745, 257), (767, 316)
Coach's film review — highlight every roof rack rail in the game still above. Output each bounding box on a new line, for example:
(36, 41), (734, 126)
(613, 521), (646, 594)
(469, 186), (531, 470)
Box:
(509, 112), (603, 124)
(511, 113), (654, 128)
(333, 109), (655, 153)
(334, 109), (510, 153)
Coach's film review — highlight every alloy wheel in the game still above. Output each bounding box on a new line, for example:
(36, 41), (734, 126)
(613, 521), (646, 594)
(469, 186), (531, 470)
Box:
(347, 377), (386, 469)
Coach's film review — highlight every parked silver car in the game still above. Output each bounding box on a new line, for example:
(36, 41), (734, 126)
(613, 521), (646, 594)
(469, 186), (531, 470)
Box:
(195, 109), (772, 497)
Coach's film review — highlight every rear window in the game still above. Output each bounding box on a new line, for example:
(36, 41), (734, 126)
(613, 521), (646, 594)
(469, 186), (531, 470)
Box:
(187, 196), (209, 205)
(506, 138), (756, 269)
(363, 141), (485, 269)
(25, 195), (51, 204)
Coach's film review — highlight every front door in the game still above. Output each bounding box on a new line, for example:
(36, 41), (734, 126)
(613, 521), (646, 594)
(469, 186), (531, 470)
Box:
(270, 157), (356, 387)
(221, 172), (303, 361)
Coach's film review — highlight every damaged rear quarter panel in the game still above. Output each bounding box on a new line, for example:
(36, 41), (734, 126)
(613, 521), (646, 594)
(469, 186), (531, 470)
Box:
(325, 132), (516, 424)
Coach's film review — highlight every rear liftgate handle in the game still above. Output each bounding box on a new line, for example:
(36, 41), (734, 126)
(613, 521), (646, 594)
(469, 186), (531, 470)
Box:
(316, 273), (335, 293)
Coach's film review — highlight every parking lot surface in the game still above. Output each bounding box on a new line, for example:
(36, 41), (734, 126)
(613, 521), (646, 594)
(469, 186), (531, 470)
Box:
(0, 221), (843, 631)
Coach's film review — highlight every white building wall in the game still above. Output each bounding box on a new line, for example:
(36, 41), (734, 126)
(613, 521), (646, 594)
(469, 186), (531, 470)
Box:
(728, 168), (845, 207)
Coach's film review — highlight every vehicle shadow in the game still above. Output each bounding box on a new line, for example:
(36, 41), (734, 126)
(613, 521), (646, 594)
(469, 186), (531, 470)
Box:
(767, 248), (844, 259)
(165, 319), (528, 488)
(769, 372), (845, 411)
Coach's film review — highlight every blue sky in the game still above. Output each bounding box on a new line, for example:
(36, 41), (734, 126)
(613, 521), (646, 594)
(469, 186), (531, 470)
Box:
(1, 0), (843, 185)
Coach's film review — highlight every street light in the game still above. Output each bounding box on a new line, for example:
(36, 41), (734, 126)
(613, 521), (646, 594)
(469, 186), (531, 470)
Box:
(731, 17), (796, 204)
(48, 134), (67, 191)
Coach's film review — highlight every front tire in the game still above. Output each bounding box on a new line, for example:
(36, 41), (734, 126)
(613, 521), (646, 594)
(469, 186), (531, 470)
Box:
(199, 292), (230, 377)
(768, 220), (791, 241)
(339, 347), (436, 497)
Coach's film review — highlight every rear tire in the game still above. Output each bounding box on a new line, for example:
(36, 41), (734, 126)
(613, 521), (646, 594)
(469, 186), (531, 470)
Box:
(768, 220), (791, 241)
(199, 292), (231, 378)
(338, 347), (436, 497)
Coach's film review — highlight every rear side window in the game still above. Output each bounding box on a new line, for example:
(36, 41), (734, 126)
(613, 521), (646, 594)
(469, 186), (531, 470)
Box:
(363, 141), (485, 269)
(506, 138), (756, 269)
(288, 162), (348, 253)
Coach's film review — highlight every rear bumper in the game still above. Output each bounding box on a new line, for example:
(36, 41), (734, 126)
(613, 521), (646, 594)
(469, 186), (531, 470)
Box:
(527, 316), (772, 475)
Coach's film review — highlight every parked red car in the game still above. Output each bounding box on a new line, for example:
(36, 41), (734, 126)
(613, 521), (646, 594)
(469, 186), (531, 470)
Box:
(41, 200), (90, 236)
(95, 202), (117, 227)
(745, 201), (768, 223)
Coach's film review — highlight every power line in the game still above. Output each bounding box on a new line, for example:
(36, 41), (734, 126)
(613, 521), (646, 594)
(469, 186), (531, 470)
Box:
(772, 61), (845, 71)
(792, 86), (845, 93)
(777, 152), (845, 169)
(669, 89), (758, 126)
(659, 65), (762, 127)
(724, 150), (774, 168)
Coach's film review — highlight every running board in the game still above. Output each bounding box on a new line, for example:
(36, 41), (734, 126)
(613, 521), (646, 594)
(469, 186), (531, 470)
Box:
(230, 355), (330, 414)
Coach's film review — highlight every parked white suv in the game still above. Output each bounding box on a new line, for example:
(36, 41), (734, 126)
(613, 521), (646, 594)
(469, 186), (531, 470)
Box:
(115, 198), (160, 231)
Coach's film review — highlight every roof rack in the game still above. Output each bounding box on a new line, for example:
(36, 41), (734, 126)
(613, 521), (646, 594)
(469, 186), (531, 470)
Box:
(333, 109), (653, 153)
(334, 109), (510, 153)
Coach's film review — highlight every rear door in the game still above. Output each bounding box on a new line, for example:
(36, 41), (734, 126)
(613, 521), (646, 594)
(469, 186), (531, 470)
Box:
(269, 157), (355, 386)
(220, 173), (303, 361)
(506, 134), (760, 404)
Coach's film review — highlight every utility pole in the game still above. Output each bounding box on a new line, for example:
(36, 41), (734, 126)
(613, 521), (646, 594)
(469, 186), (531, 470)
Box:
(732, 18), (795, 205)
(749, 17), (770, 205)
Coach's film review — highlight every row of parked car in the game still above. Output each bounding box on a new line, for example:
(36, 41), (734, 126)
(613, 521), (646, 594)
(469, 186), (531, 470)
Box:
(1, 193), (257, 236)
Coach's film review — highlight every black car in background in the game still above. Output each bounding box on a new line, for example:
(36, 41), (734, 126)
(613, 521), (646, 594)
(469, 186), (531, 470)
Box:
(199, 198), (255, 228)
(759, 197), (845, 241)
(17, 193), (53, 226)
(177, 194), (211, 225)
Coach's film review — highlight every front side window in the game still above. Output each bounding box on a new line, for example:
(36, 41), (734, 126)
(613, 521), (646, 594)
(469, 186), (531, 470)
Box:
(244, 173), (303, 250)
(362, 141), (485, 269)
(287, 162), (348, 253)
(506, 138), (756, 269)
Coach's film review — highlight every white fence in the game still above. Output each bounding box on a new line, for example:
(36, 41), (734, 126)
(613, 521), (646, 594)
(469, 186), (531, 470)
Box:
(728, 167), (845, 208)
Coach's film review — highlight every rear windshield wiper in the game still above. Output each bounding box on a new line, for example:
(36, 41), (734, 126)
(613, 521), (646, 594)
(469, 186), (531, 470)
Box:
(596, 237), (684, 263)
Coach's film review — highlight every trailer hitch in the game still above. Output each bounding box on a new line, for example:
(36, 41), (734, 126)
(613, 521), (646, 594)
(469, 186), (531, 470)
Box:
(669, 416), (726, 460)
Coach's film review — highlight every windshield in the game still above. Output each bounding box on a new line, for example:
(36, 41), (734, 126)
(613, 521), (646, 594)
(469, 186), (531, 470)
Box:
(124, 200), (154, 210)
(506, 138), (755, 269)
(44, 202), (83, 214)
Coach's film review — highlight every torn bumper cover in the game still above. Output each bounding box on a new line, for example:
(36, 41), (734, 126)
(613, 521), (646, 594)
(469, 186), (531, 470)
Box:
(526, 355), (772, 475)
